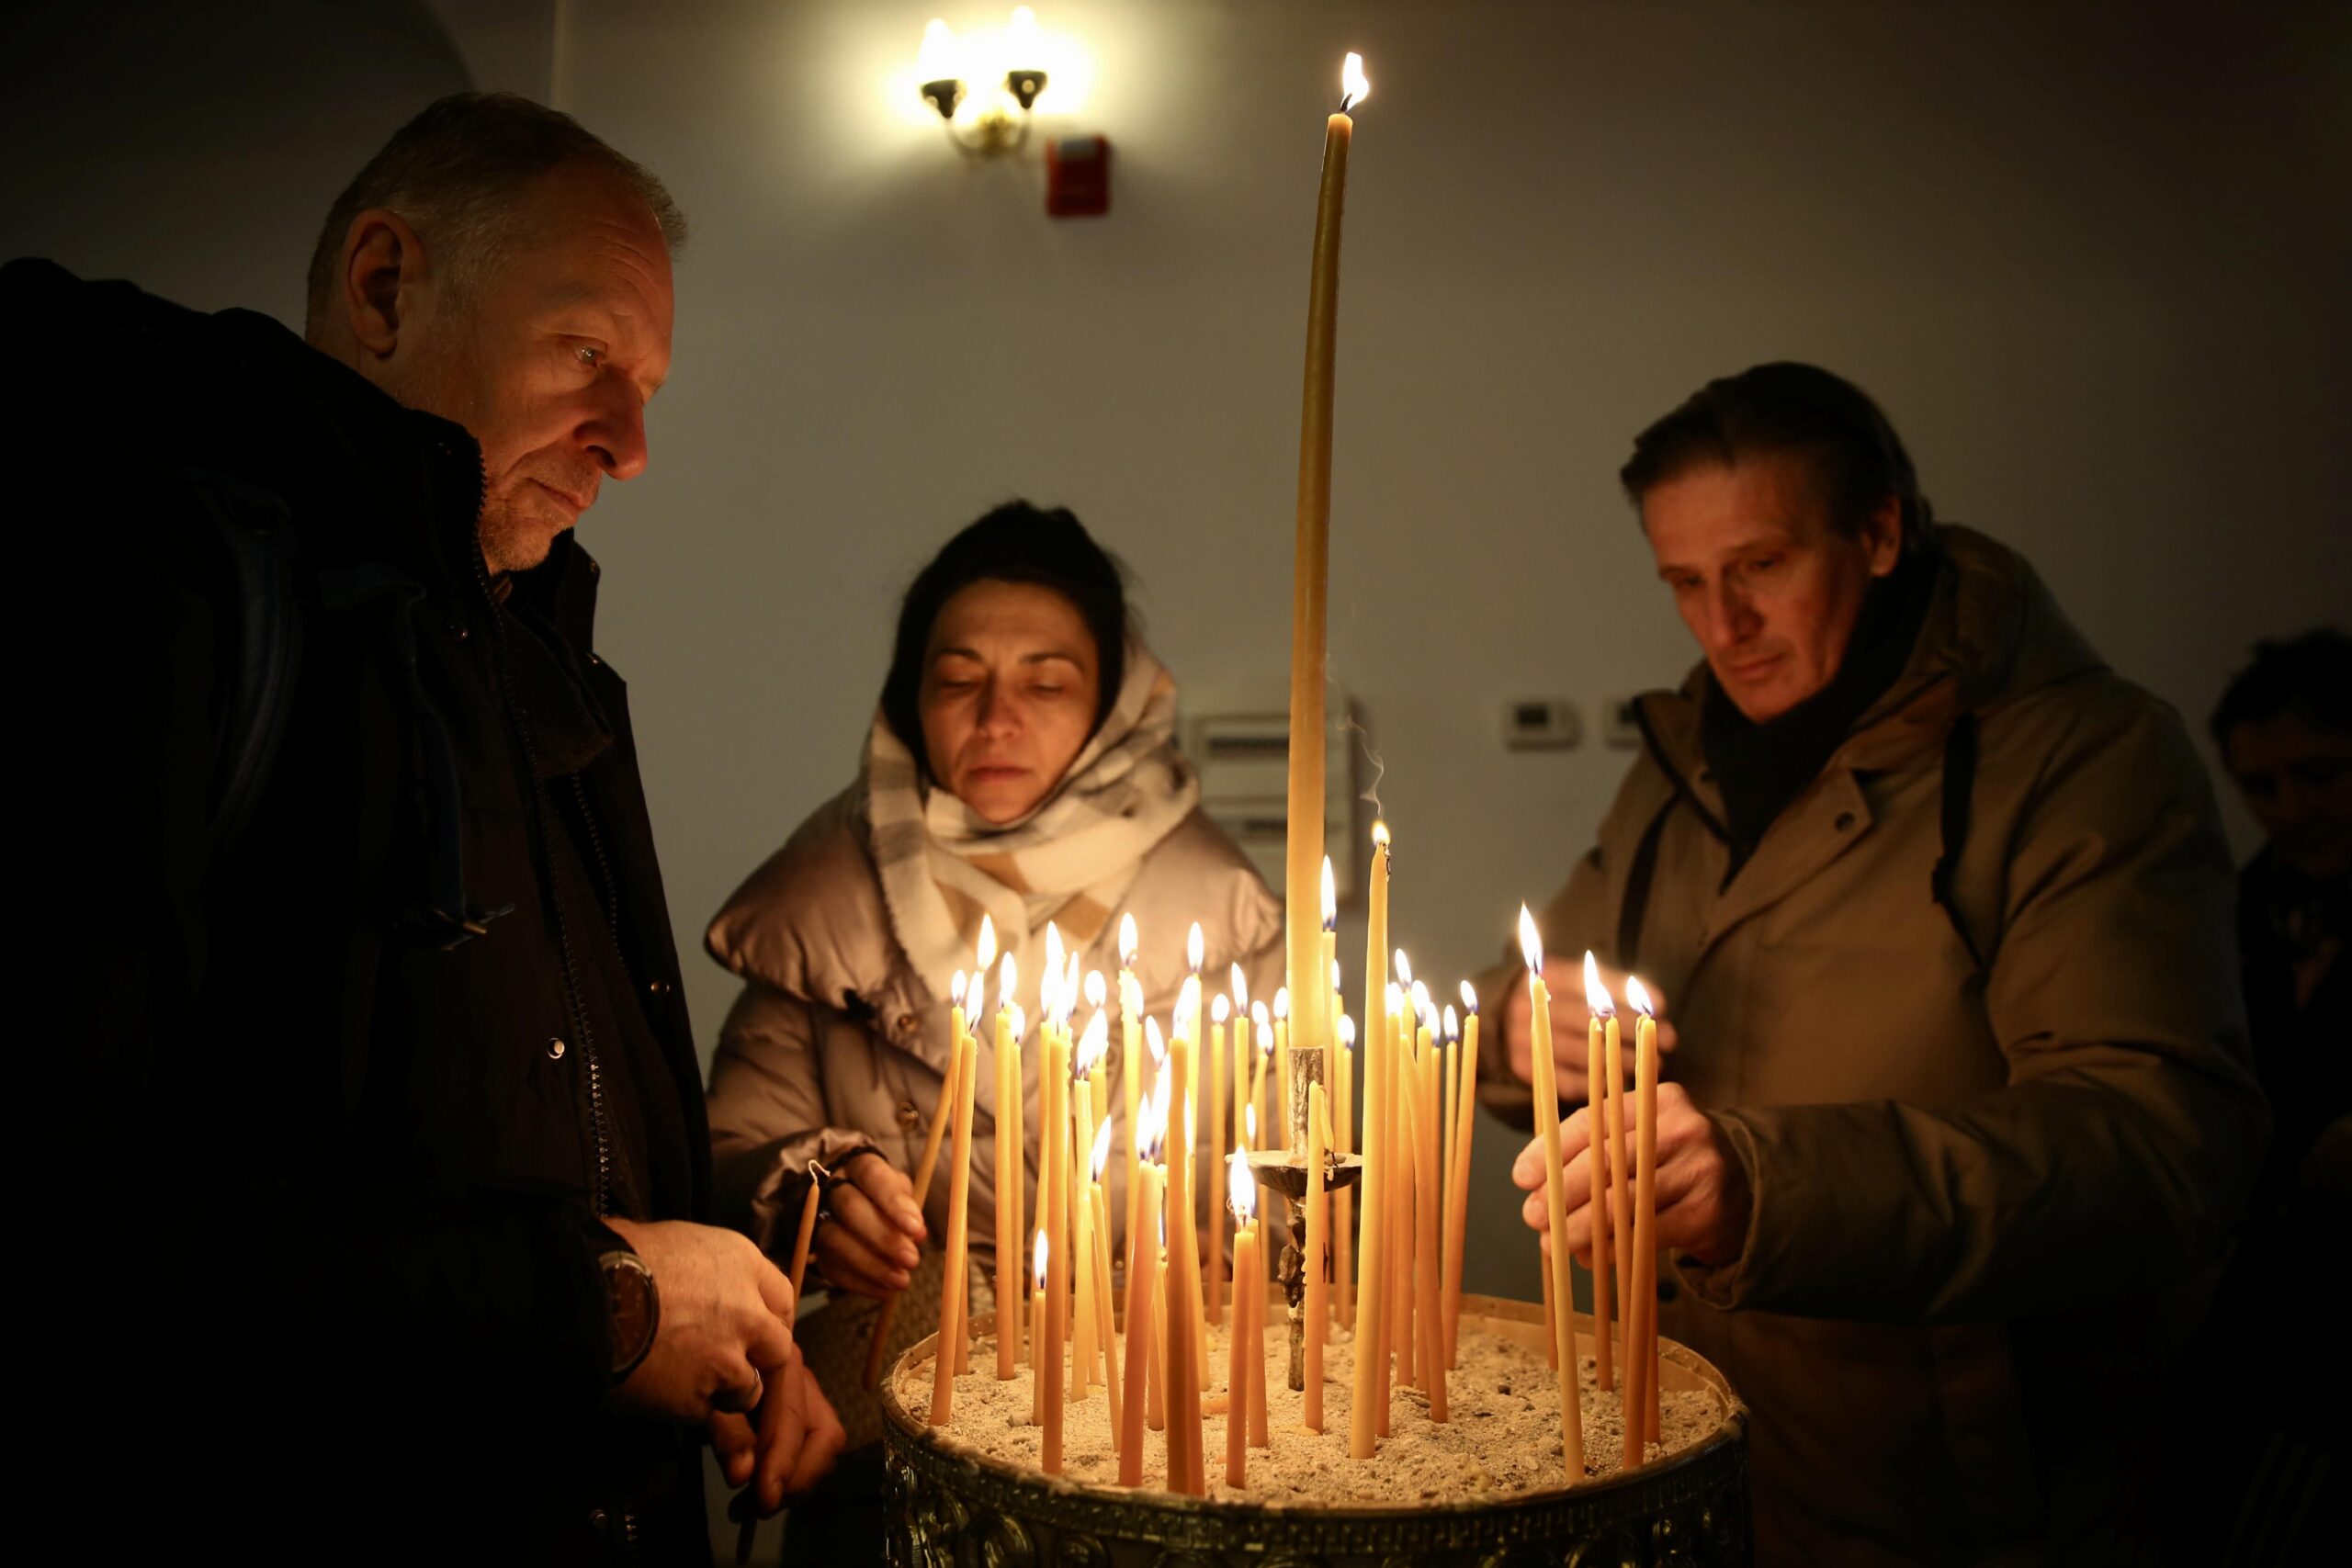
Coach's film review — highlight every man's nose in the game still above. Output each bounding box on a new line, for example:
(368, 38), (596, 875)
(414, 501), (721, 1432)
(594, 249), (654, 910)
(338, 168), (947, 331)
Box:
(581, 386), (650, 480)
(1705, 581), (1758, 649)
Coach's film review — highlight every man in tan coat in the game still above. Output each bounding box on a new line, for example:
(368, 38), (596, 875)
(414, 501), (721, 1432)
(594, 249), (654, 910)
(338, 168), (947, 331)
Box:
(1486, 363), (2267, 1564)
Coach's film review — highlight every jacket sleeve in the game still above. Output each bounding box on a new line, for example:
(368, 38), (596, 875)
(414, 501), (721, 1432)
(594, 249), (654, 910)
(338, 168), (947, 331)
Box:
(707, 980), (878, 1258)
(1679, 694), (2270, 1324)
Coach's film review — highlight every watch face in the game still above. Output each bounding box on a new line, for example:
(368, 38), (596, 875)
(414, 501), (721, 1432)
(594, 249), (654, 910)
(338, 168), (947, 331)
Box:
(603, 1254), (657, 1377)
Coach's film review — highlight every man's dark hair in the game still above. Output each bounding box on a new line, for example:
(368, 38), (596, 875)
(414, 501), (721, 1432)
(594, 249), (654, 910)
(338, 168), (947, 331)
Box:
(2211, 627), (2352, 749)
(881, 502), (1133, 773)
(1620, 362), (1934, 552)
(304, 92), (685, 341)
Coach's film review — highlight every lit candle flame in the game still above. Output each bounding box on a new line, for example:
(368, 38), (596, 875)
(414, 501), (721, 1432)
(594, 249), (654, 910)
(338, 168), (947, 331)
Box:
(1152, 1054), (1173, 1145)
(1624, 975), (1655, 1018)
(1250, 998), (1270, 1031)
(1518, 905), (1543, 973)
(1409, 978), (1430, 1019)
(1320, 855), (1338, 931)
(1063, 952), (1083, 1025)
(1459, 978), (1479, 1017)
(1443, 1002), (1460, 1042)
(1582, 950), (1615, 1017)
(1256, 1012), (1275, 1059)
(1340, 51), (1370, 113)
(1273, 987), (1291, 1021)
(951, 969), (967, 1008)
(1034, 1227), (1049, 1293)
(1177, 974), (1203, 1041)
(1385, 981), (1404, 1018)
(977, 913), (998, 976)
(1007, 4), (1040, 58)
(1078, 1009), (1110, 1075)
(1372, 818), (1389, 849)
(1330, 957), (1342, 993)
(1187, 920), (1204, 974)
(1229, 964), (1249, 1013)
(1394, 949), (1413, 988)
(1140, 1076), (1168, 1161)
(1212, 993), (1231, 1025)
(1085, 969), (1107, 1010)
(1245, 1102), (1257, 1147)
(1009, 1002), (1028, 1043)
(1228, 1150), (1257, 1222)
(1337, 1014), (1357, 1050)
(1119, 912), (1138, 967)
(967, 967), (988, 1022)
(999, 952), (1018, 1010)
(1145, 1016), (1166, 1066)
(1091, 1115), (1113, 1180)
(919, 17), (961, 82)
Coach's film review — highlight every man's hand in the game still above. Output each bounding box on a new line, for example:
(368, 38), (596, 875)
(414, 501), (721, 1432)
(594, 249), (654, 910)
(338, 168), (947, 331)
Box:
(1510, 1082), (1750, 1268)
(711, 1345), (848, 1516)
(1498, 956), (1679, 1101)
(605, 1218), (796, 1423)
(814, 1151), (928, 1299)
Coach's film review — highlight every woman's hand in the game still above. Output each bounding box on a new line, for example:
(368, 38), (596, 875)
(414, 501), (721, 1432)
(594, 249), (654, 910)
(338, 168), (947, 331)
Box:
(812, 1151), (928, 1298)
(1498, 956), (1679, 1102)
(1509, 1082), (1750, 1268)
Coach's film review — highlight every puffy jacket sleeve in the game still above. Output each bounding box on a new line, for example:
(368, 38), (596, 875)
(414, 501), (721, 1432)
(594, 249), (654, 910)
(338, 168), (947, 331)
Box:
(1680, 692), (2270, 1323)
(707, 980), (877, 1259)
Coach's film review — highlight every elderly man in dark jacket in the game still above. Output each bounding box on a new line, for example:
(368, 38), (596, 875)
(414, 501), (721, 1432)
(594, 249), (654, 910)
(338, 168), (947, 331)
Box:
(13, 95), (839, 1562)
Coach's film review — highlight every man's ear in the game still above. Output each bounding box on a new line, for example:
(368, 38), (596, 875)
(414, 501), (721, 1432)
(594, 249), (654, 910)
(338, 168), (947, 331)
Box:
(1863, 493), (1904, 577)
(335, 209), (430, 361)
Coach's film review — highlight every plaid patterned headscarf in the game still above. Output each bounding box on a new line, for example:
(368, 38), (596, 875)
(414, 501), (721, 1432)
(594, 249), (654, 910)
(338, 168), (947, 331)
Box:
(861, 641), (1202, 1007)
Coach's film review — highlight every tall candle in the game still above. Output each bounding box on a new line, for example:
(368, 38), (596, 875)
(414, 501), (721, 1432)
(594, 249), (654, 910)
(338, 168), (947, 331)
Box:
(1347, 971), (1386, 1453)
(1270, 988), (1290, 1151)
(1335, 1015), (1356, 1332)
(1208, 994), (1229, 1328)
(786, 1159), (823, 1303)
(1521, 908), (1585, 1483)
(1074, 1060), (1099, 1397)
(928, 1032), (976, 1426)
(1629, 981), (1661, 1451)
(1606, 1004), (1633, 1397)
(1091, 1155), (1122, 1445)
(1247, 1201), (1269, 1449)
(1225, 1156), (1259, 1487)
(1118, 1160), (1158, 1483)
(1415, 1039), (1447, 1421)
(1304, 1081), (1329, 1431)
(1445, 986), (1478, 1368)
(1030, 1230), (1047, 1427)
(1041, 1020), (1069, 1470)
(1165, 1023), (1204, 1495)
(1582, 957), (1615, 1393)
(996, 975), (1022, 1380)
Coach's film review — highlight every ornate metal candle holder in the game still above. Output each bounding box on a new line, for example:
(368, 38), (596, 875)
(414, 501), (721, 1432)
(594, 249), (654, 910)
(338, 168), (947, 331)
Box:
(1243, 1145), (1361, 1391)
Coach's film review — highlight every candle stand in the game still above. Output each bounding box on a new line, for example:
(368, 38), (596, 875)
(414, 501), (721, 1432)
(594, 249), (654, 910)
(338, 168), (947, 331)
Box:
(1245, 1147), (1361, 1391)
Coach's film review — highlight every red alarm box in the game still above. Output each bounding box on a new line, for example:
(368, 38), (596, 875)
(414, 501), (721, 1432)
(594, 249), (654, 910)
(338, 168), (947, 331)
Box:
(1046, 135), (1111, 217)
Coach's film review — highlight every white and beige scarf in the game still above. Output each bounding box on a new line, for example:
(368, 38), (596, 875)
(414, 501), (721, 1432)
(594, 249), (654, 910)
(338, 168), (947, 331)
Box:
(862, 641), (1202, 1010)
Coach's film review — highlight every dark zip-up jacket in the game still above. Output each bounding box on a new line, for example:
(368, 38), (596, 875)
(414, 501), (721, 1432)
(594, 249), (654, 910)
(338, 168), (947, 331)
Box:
(9, 259), (712, 1562)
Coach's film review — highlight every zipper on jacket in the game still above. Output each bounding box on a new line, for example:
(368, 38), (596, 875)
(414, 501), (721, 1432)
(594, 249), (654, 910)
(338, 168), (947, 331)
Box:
(465, 501), (613, 1216)
(571, 773), (624, 957)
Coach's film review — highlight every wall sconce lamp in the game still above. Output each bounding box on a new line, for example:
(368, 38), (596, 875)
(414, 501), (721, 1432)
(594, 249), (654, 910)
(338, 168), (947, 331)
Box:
(918, 7), (1049, 157)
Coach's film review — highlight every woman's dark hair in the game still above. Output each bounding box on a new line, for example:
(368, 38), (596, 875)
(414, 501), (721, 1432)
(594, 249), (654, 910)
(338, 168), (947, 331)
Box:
(1620, 362), (1935, 554)
(881, 501), (1132, 772)
(2210, 627), (2352, 748)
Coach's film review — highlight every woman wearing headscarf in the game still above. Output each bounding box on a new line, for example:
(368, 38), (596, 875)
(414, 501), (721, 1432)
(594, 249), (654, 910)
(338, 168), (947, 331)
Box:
(704, 502), (1283, 1529)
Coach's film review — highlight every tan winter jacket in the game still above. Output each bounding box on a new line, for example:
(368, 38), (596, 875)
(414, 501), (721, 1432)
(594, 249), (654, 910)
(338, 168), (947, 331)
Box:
(1479, 526), (2267, 1565)
(706, 787), (1283, 1281)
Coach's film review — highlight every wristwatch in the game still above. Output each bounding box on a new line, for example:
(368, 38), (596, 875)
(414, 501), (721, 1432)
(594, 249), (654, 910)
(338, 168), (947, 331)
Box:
(600, 1248), (660, 1383)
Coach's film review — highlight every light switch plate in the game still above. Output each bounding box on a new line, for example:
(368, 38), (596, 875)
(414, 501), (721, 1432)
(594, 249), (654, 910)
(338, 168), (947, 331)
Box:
(1501, 698), (1580, 750)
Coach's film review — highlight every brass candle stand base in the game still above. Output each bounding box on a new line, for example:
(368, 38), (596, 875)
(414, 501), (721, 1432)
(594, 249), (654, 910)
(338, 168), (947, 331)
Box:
(1243, 1146), (1362, 1391)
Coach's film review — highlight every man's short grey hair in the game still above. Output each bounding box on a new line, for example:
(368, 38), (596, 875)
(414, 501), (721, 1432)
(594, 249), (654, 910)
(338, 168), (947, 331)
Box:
(303, 92), (685, 341)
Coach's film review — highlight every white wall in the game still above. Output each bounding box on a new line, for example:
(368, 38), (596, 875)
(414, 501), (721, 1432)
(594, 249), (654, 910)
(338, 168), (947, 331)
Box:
(7, 2), (2346, 1302)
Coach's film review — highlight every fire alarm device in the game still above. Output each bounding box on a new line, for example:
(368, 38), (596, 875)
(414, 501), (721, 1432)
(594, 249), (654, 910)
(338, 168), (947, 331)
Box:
(1046, 136), (1111, 217)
